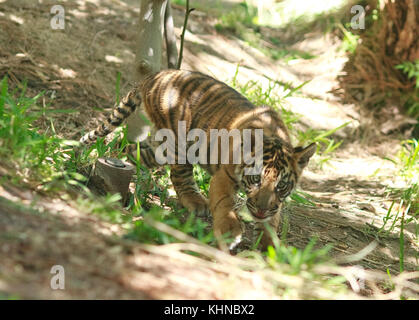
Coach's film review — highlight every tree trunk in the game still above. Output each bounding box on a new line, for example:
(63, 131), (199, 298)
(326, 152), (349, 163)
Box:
(384, 0), (419, 61)
(164, 0), (179, 69)
(340, 0), (419, 106)
(127, 0), (172, 142)
(134, 0), (168, 81)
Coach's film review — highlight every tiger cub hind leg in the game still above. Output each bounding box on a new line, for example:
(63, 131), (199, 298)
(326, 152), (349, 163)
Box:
(209, 168), (244, 248)
(170, 164), (209, 217)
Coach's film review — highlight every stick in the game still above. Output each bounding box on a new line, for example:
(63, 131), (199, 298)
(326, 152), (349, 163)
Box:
(177, 0), (194, 69)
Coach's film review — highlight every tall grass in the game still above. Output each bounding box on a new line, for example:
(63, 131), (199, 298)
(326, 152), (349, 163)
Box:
(381, 139), (419, 273)
(0, 77), (87, 190)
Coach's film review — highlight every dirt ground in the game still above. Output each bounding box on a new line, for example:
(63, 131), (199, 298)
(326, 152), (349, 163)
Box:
(0, 0), (417, 299)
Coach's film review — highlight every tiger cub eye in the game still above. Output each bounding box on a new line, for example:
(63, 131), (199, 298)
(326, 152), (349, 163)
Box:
(252, 175), (261, 185)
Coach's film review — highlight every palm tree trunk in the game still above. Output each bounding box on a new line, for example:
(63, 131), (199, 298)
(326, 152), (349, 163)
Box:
(340, 0), (419, 105)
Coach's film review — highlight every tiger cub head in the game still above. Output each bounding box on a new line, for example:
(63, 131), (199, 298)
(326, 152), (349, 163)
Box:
(242, 138), (316, 222)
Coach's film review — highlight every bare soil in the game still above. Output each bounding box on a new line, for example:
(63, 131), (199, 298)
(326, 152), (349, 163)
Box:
(0, 0), (417, 299)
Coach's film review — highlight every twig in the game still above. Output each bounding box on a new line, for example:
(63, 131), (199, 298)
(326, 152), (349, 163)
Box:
(335, 240), (378, 264)
(177, 0), (194, 69)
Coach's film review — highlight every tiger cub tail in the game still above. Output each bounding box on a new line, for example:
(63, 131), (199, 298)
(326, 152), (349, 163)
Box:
(79, 88), (141, 144)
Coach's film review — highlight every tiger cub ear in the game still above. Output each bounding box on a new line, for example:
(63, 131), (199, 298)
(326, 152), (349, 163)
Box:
(293, 143), (316, 170)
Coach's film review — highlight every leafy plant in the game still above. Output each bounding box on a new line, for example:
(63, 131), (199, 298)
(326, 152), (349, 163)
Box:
(265, 237), (333, 274)
(395, 60), (419, 118)
(289, 190), (316, 207)
(396, 60), (419, 89)
(193, 165), (211, 196)
(338, 23), (360, 54)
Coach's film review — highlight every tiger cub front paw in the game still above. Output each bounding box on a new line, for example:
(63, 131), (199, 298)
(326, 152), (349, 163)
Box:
(213, 211), (244, 249)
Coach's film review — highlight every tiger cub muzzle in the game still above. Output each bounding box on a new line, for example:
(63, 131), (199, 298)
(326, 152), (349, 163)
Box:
(245, 176), (285, 221)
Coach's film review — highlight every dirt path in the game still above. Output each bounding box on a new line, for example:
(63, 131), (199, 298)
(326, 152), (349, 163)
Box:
(0, 0), (417, 299)
(0, 188), (278, 299)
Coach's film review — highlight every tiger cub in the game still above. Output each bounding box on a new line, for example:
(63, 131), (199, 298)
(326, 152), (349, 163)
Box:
(80, 69), (316, 249)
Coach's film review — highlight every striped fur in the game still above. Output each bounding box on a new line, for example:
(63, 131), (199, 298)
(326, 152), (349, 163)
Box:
(80, 69), (316, 249)
(80, 88), (141, 144)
